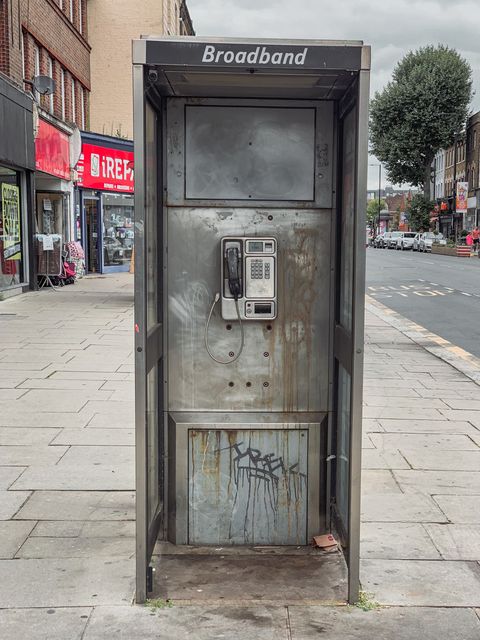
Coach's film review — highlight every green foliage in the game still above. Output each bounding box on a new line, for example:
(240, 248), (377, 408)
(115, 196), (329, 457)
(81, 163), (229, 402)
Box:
(406, 194), (434, 231)
(366, 198), (387, 224)
(370, 45), (472, 189)
(355, 591), (381, 612)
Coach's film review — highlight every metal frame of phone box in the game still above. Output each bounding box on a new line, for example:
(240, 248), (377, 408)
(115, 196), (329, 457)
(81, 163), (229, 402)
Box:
(133, 36), (370, 604)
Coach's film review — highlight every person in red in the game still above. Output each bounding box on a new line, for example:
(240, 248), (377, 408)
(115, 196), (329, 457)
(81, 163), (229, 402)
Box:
(472, 227), (480, 253)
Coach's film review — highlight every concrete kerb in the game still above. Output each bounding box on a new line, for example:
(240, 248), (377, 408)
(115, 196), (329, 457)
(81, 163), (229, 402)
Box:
(366, 295), (480, 385)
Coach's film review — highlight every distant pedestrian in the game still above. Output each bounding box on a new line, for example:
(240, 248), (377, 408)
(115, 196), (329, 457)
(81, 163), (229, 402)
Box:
(472, 227), (480, 252)
(466, 232), (473, 246)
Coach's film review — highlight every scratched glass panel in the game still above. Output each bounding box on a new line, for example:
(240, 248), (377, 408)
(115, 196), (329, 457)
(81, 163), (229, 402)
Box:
(185, 106), (315, 201)
(188, 429), (308, 545)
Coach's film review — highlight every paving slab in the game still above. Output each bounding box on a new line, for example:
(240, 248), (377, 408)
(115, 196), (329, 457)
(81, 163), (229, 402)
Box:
(87, 413), (135, 428)
(360, 522), (440, 559)
(401, 449), (480, 471)
(14, 491), (135, 521)
(361, 470), (402, 495)
(9, 389), (113, 412)
(433, 495), (480, 523)
(361, 493), (447, 523)
(0, 411), (92, 428)
(17, 535), (135, 558)
(378, 419), (478, 434)
(362, 418), (385, 433)
(10, 463), (134, 490)
(288, 605), (480, 640)
(84, 604), (287, 640)
(0, 490), (31, 519)
(17, 378), (104, 391)
(0, 521), (36, 558)
(364, 396), (447, 409)
(58, 445), (134, 466)
(394, 470), (480, 495)
(0, 466), (26, 489)
(0, 557), (134, 607)
(0, 427), (60, 446)
(361, 559), (480, 606)
(30, 520), (135, 538)
(51, 428), (134, 446)
(370, 432), (479, 451)
(0, 607), (91, 640)
(363, 407), (447, 420)
(424, 524), (480, 560)
(361, 449), (410, 470)
(0, 445), (67, 466)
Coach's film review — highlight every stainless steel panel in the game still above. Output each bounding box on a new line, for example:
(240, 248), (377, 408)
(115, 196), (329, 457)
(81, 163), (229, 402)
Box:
(185, 106), (315, 201)
(168, 412), (323, 545)
(167, 208), (331, 412)
(189, 428), (308, 545)
(166, 99), (334, 209)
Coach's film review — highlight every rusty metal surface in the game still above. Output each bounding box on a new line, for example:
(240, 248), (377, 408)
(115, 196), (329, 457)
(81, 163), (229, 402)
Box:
(167, 207), (331, 412)
(188, 428), (308, 545)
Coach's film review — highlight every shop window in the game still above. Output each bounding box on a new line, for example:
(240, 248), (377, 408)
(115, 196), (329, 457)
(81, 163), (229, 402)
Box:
(102, 193), (134, 269)
(36, 193), (71, 243)
(0, 167), (24, 289)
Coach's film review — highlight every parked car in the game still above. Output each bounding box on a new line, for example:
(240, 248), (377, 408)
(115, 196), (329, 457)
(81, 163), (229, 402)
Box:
(386, 231), (403, 249)
(418, 232), (446, 252)
(379, 232), (391, 248)
(373, 233), (385, 248)
(395, 232), (417, 250)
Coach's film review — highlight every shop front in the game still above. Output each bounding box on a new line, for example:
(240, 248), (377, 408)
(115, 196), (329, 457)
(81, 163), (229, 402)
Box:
(35, 116), (75, 246)
(0, 76), (35, 299)
(76, 133), (134, 273)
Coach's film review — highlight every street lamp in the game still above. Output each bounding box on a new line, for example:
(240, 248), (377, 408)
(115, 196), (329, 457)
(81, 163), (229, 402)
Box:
(369, 163), (382, 234)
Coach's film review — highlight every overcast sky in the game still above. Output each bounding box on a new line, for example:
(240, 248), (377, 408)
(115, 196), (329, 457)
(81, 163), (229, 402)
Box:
(187, 0), (480, 190)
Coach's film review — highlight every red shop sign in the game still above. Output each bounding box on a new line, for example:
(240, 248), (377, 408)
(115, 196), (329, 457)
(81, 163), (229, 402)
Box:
(77, 143), (134, 193)
(35, 118), (71, 180)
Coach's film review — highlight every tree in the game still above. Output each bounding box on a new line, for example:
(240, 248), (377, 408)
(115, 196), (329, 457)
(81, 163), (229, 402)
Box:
(370, 46), (472, 195)
(366, 198), (387, 226)
(406, 194), (434, 231)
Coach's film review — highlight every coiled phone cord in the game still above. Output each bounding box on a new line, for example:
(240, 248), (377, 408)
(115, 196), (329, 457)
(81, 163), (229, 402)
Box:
(204, 293), (245, 364)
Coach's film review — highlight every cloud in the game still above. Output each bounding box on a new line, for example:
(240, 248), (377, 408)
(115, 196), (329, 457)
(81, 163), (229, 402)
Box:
(187, 0), (480, 188)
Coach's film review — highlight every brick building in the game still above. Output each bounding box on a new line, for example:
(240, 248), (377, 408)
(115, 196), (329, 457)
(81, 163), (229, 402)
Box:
(1, 0), (90, 128)
(466, 111), (480, 229)
(0, 0), (92, 295)
(88, 0), (194, 139)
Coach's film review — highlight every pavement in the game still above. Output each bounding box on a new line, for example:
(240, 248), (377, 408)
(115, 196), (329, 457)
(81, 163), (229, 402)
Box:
(0, 273), (480, 638)
(366, 246), (480, 357)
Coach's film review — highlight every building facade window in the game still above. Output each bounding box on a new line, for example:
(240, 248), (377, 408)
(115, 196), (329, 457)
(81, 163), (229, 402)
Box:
(60, 69), (65, 119)
(71, 78), (76, 123)
(79, 0), (83, 33)
(47, 56), (54, 113)
(80, 86), (85, 129)
(69, 0), (74, 21)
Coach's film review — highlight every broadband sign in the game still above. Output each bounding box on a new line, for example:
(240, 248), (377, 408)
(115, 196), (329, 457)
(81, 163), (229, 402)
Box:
(144, 40), (362, 70)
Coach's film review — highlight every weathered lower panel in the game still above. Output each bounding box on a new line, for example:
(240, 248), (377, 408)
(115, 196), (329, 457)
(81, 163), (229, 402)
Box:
(188, 428), (308, 545)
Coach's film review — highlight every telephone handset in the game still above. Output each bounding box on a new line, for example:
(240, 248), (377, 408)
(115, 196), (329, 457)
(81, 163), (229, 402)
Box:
(225, 244), (243, 300)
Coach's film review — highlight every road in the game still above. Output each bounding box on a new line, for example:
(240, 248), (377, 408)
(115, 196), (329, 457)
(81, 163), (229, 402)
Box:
(366, 246), (480, 357)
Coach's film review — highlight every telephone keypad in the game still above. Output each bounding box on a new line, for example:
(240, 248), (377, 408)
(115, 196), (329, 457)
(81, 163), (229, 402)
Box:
(250, 259), (264, 279)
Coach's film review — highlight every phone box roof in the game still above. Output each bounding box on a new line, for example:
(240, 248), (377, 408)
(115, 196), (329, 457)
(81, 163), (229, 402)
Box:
(132, 36), (371, 100)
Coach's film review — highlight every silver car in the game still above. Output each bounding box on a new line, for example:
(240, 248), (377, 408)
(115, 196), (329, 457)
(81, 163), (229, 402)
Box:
(396, 232), (417, 250)
(418, 232), (446, 252)
(386, 231), (403, 248)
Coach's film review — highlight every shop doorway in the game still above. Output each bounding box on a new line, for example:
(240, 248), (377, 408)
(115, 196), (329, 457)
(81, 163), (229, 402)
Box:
(84, 197), (100, 273)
